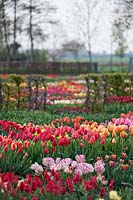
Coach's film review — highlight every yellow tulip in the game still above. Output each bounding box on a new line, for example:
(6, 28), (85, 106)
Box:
(109, 190), (121, 200)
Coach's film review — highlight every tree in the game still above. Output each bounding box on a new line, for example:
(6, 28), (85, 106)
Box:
(114, 0), (133, 28)
(0, 0), (22, 61)
(112, 0), (129, 71)
(11, 0), (21, 61)
(21, 0), (57, 62)
(123, 0), (133, 19)
(73, 0), (105, 72)
(113, 21), (128, 71)
(0, 6), (4, 47)
(47, 22), (68, 62)
(124, 0), (133, 28)
(0, 0), (11, 61)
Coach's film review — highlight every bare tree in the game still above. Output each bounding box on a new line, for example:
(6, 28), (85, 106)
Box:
(13, 0), (17, 60)
(11, 0), (21, 60)
(47, 22), (67, 62)
(123, 1), (133, 29)
(113, 0), (133, 28)
(29, 0), (34, 62)
(110, 0), (131, 72)
(0, 5), (4, 47)
(21, 0), (35, 61)
(73, 0), (105, 72)
(21, 0), (57, 62)
(113, 21), (128, 71)
(0, 0), (11, 61)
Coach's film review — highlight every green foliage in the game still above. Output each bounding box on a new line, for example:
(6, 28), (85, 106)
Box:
(0, 107), (131, 125)
(9, 74), (24, 87)
(0, 73), (132, 113)
(85, 73), (133, 111)
(108, 73), (128, 96)
(0, 48), (49, 62)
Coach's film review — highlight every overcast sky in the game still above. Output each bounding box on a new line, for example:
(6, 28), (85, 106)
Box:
(50, 0), (133, 53)
(42, 0), (112, 53)
(20, 0), (133, 53)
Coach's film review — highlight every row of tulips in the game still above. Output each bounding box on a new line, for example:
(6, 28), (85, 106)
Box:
(1, 74), (133, 112)
(107, 96), (133, 104)
(0, 155), (123, 200)
(42, 79), (86, 105)
(0, 112), (133, 199)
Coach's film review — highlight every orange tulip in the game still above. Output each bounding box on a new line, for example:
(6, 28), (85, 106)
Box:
(112, 131), (116, 138)
(129, 126), (133, 136)
(91, 122), (98, 129)
(114, 125), (127, 133)
(120, 113), (126, 118)
(114, 126), (120, 133)
(97, 124), (105, 132)
(63, 117), (70, 123)
(108, 124), (114, 132)
(121, 164), (129, 171)
(120, 131), (127, 138)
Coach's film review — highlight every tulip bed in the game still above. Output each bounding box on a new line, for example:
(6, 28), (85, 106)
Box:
(1, 73), (133, 115)
(0, 73), (133, 199)
(0, 111), (133, 200)
(47, 79), (86, 104)
(0, 74), (87, 111)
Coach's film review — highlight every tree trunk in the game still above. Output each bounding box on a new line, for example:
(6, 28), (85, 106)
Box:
(13, 0), (17, 61)
(87, 48), (93, 73)
(29, 0), (34, 62)
(110, 37), (113, 73)
(1, 0), (10, 61)
(74, 51), (81, 73)
(86, 2), (93, 73)
(120, 55), (123, 72)
(0, 10), (4, 48)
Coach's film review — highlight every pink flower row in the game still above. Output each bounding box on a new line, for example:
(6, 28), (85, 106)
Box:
(30, 155), (105, 176)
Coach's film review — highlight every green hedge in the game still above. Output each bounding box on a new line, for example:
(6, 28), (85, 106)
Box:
(84, 73), (133, 111)
(0, 74), (47, 111)
(0, 73), (133, 112)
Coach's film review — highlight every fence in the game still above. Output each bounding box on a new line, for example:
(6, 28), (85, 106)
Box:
(0, 61), (97, 74)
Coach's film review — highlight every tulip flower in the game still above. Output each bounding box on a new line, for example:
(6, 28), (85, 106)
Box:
(111, 154), (117, 161)
(109, 190), (121, 200)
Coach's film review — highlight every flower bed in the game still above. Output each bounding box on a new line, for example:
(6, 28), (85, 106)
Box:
(107, 96), (133, 104)
(0, 112), (133, 199)
(1, 74), (133, 113)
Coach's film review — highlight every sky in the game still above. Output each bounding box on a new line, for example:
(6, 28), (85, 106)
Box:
(44, 0), (113, 53)
(20, 0), (133, 54)
(46, 0), (133, 54)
